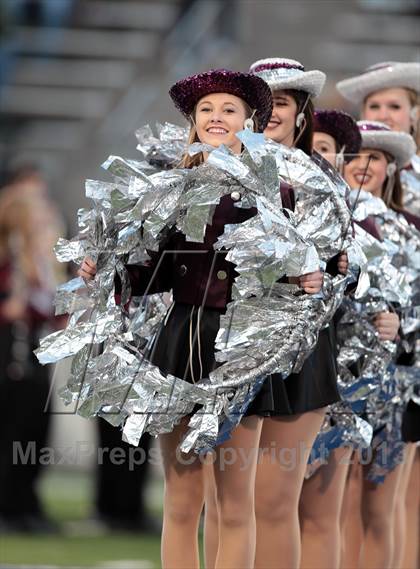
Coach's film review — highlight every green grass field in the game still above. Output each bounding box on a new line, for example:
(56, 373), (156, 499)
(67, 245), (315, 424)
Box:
(0, 469), (164, 568)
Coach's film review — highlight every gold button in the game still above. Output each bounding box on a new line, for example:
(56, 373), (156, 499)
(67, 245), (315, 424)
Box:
(217, 270), (228, 280)
(230, 191), (241, 202)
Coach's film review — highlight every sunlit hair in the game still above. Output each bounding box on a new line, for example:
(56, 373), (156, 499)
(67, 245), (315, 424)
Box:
(405, 88), (420, 148)
(180, 100), (258, 169)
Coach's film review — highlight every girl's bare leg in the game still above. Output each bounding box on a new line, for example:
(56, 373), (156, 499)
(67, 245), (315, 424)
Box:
(203, 460), (219, 569)
(160, 419), (205, 569)
(340, 457), (363, 568)
(254, 408), (326, 569)
(299, 446), (352, 569)
(392, 443), (416, 568)
(360, 452), (406, 569)
(213, 415), (263, 569)
(401, 447), (420, 569)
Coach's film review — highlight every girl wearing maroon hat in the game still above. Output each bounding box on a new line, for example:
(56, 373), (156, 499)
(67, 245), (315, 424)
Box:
(248, 59), (349, 569)
(80, 69), (323, 569)
(341, 120), (418, 569)
(312, 109), (362, 171)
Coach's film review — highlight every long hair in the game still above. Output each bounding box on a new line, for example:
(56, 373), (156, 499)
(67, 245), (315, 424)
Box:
(406, 88), (420, 149)
(180, 101), (259, 169)
(382, 151), (404, 212)
(284, 89), (314, 156)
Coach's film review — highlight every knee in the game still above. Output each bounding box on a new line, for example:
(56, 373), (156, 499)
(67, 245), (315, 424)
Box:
(216, 486), (254, 529)
(218, 498), (253, 529)
(300, 508), (339, 537)
(255, 490), (296, 525)
(205, 498), (219, 525)
(362, 506), (392, 536)
(299, 492), (342, 534)
(164, 488), (203, 526)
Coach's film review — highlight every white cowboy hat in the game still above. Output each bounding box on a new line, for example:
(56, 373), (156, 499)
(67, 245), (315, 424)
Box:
(336, 62), (420, 104)
(358, 120), (416, 167)
(249, 58), (326, 98)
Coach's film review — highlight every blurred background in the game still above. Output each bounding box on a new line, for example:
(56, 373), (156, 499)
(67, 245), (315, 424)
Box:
(0, 0), (419, 567)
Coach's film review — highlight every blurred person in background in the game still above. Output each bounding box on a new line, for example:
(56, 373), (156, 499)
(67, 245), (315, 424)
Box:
(337, 62), (420, 569)
(95, 420), (160, 534)
(0, 163), (66, 533)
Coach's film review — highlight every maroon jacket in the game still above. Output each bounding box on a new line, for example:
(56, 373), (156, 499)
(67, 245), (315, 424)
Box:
(117, 185), (295, 309)
(399, 209), (420, 231)
(355, 216), (383, 241)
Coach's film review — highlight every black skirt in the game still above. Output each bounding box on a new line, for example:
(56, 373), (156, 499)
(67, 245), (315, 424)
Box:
(401, 400), (420, 443)
(149, 302), (221, 383)
(149, 303), (339, 416)
(247, 326), (341, 416)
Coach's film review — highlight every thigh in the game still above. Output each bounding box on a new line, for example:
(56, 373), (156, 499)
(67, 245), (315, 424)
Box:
(160, 418), (204, 497)
(300, 446), (352, 518)
(399, 443), (417, 495)
(257, 409), (327, 497)
(213, 415), (263, 503)
(362, 453), (406, 517)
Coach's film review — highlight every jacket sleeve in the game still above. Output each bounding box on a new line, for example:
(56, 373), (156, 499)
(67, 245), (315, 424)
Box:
(114, 231), (177, 297)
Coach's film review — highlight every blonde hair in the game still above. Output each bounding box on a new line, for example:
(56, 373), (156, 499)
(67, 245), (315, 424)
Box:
(406, 89), (420, 150)
(0, 183), (65, 288)
(180, 100), (258, 169)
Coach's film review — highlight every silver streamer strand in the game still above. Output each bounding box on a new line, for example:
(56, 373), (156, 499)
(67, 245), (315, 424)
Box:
(36, 125), (359, 454)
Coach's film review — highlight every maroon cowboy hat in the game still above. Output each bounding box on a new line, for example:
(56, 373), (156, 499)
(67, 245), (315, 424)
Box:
(169, 69), (273, 132)
(314, 109), (362, 162)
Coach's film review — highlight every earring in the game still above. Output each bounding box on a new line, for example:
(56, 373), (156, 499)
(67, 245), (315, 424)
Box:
(335, 151), (345, 173)
(244, 118), (254, 131)
(296, 112), (305, 128)
(386, 162), (397, 177)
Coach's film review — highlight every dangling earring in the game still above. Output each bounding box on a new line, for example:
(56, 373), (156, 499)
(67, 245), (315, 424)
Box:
(244, 118), (255, 131)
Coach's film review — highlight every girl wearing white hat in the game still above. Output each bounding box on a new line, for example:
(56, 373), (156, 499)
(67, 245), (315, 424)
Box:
(248, 58), (351, 569)
(338, 62), (420, 569)
(342, 120), (418, 569)
(337, 62), (420, 215)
